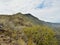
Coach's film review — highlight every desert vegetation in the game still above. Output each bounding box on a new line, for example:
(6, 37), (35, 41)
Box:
(0, 13), (59, 45)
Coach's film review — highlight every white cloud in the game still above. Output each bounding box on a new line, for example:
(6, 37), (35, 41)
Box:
(0, 0), (41, 14)
(0, 0), (60, 23)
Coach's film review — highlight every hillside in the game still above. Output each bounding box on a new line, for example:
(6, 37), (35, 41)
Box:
(0, 13), (59, 45)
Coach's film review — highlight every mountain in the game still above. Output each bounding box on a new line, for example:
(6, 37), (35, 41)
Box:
(0, 13), (60, 45)
(0, 12), (60, 34)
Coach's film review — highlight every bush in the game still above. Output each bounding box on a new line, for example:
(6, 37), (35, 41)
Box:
(23, 25), (58, 45)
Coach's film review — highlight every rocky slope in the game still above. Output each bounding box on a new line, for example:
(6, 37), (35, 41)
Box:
(0, 13), (60, 45)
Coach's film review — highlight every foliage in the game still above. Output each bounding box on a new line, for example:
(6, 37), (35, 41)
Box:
(23, 25), (58, 45)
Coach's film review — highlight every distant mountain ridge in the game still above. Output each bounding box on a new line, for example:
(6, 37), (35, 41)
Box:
(24, 13), (60, 28)
(0, 12), (60, 28)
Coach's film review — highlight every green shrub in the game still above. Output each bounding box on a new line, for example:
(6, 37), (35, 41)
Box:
(23, 25), (58, 45)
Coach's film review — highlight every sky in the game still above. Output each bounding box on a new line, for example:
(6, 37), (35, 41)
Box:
(0, 0), (60, 23)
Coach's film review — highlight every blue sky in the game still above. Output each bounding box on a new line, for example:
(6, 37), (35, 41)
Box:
(0, 0), (60, 23)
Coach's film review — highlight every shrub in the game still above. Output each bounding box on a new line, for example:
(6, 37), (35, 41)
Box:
(23, 25), (58, 45)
